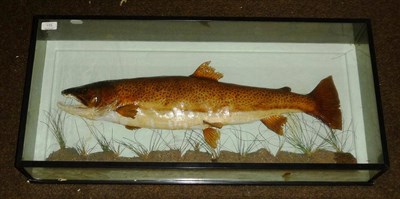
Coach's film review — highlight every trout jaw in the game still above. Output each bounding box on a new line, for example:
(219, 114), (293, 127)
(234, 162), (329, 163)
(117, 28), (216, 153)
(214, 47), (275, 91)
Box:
(57, 94), (98, 119)
(57, 102), (99, 120)
(58, 93), (106, 120)
(61, 87), (100, 108)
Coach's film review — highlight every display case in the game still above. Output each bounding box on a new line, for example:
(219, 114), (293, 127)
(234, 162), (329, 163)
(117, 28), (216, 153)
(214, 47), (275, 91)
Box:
(15, 16), (388, 185)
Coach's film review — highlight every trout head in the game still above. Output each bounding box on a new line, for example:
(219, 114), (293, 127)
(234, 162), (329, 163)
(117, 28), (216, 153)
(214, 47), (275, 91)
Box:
(58, 81), (117, 119)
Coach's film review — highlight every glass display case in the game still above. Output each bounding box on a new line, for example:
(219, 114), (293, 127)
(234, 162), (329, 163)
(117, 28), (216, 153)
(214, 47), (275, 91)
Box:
(15, 16), (388, 184)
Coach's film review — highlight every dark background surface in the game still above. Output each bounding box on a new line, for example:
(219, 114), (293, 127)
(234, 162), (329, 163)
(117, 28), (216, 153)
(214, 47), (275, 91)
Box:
(1, 0), (399, 198)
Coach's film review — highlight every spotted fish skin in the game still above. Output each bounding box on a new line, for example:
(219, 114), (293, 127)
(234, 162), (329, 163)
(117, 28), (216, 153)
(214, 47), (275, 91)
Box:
(106, 76), (313, 113)
(58, 62), (342, 147)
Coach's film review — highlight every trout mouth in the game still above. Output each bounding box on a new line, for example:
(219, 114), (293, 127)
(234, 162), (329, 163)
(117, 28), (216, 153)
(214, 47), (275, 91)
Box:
(57, 94), (98, 119)
(59, 93), (88, 108)
(58, 93), (116, 120)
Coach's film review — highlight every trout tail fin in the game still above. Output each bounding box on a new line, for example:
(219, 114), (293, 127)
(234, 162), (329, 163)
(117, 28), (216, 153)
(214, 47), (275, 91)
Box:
(308, 76), (342, 130)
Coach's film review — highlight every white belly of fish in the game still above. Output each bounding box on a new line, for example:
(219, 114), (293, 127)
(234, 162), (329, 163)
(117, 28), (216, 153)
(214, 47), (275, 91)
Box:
(98, 107), (297, 130)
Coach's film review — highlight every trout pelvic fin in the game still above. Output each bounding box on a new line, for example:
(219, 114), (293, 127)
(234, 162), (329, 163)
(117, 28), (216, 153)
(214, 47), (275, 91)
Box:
(308, 76), (342, 130)
(125, 125), (140, 130)
(190, 61), (223, 81)
(261, 115), (287, 135)
(203, 120), (224, 129)
(203, 127), (221, 149)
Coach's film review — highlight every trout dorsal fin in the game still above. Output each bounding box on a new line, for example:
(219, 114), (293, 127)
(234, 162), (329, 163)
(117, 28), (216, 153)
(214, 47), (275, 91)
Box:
(190, 61), (223, 81)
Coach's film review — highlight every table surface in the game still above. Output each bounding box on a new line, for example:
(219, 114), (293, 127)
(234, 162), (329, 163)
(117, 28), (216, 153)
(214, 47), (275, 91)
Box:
(1, 0), (399, 198)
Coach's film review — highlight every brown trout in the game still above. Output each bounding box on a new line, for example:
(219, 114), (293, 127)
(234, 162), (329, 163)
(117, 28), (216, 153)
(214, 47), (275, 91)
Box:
(58, 61), (342, 148)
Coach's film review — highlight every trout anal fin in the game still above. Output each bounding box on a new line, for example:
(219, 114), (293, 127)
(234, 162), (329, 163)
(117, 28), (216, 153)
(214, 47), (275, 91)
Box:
(203, 127), (221, 149)
(116, 104), (138, 119)
(261, 115), (287, 135)
(190, 61), (223, 81)
(203, 120), (224, 129)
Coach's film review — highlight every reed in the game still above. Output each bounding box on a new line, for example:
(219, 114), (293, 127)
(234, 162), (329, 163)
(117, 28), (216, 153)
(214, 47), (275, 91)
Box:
(42, 110), (67, 150)
(317, 120), (353, 153)
(118, 129), (165, 159)
(74, 122), (95, 157)
(227, 126), (261, 157)
(84, 120), (124, 156)
(283, 113), (327, 156)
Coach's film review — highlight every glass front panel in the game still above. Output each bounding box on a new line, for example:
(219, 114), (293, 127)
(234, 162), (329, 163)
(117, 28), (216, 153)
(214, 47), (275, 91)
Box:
(26, 167), (378, 183)
(18, 18), (386, 183)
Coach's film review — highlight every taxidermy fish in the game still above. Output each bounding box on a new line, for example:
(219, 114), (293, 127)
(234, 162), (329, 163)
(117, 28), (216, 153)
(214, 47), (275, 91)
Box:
(58, 61), (342, 148)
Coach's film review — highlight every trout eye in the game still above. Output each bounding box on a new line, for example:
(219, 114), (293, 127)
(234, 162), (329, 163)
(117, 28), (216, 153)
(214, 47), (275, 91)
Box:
(91, 96), (99, 105)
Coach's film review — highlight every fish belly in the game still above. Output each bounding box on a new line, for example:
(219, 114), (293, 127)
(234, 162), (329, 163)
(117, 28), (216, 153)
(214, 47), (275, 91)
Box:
(99, 108), (299, 130)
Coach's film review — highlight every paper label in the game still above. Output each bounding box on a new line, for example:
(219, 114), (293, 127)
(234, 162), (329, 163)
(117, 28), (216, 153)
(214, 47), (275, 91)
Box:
(41, 22), (58, 30)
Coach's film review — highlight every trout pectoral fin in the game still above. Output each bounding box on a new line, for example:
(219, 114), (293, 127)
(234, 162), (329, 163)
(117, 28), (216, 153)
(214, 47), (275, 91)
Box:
(125, 125), (140, 130)
(203, 127), (221, 149)
(116, 104), (138, 119)
(261, 115), (287, 135)
(203, 120), (224, 129)
(190, 61), (223, 81)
